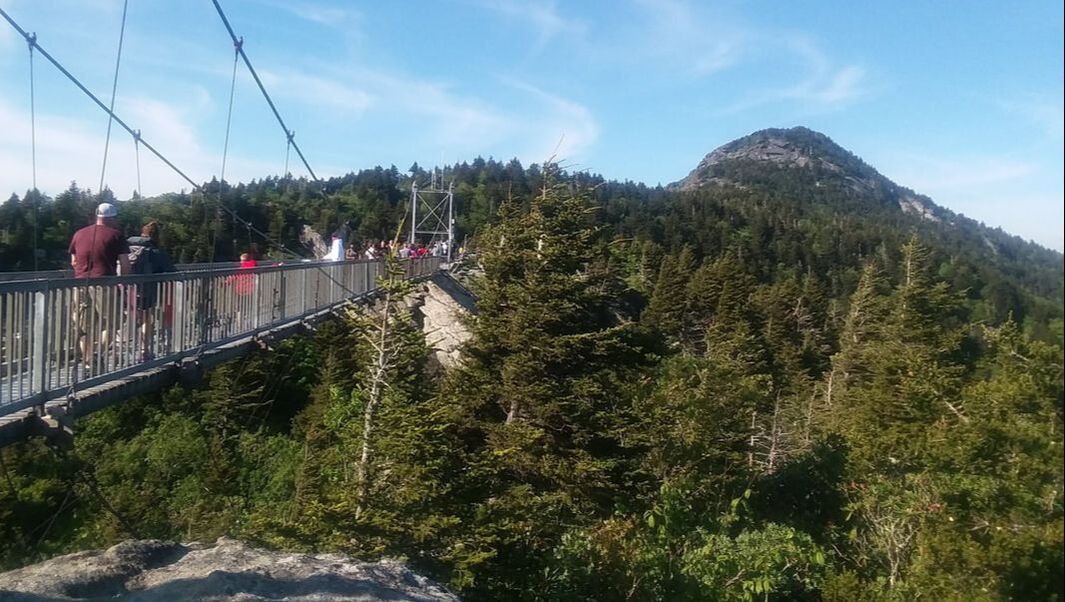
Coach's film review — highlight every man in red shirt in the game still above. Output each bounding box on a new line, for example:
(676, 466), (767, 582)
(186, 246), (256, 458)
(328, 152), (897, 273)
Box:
(69, 202), (131, 372)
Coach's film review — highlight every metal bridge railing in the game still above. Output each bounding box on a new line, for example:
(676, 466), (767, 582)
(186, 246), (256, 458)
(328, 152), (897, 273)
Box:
(0, 257), (441, 417)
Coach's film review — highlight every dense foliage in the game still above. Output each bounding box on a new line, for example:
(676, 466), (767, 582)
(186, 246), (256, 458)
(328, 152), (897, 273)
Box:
(1, 131), (1062, 600)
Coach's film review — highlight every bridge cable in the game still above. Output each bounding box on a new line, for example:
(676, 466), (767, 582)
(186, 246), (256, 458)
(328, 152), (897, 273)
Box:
(215, 36), (240, 271)
(0, 7), (310, 267)
(134, 130), (143, 197)
(284, 133), (292, 178)
(0, 6), (382, 304)
(27, 32), (39, 271)
(210, 0), (319, 182)
(1, 7), (401, 408)
(195, 36), (243, 359)
(97, 0), (130, 196)
(32, 488), (74, 556)
(219, 37), (241, 189)
(0, 8), (283, 261)
(0, 6), (204, 195)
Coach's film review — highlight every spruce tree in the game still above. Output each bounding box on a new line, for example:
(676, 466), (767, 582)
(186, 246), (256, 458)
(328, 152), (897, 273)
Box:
(443, 166), (653, 598)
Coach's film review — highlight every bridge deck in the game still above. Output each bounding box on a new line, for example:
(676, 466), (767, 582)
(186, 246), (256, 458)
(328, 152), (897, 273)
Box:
(0, 257), (441, 446)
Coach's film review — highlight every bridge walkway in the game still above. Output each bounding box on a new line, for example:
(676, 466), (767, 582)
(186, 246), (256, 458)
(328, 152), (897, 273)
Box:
(0, 257), (441, 446)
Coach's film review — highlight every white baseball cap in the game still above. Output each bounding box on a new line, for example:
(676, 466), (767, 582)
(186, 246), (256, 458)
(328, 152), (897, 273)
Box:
(96, 202), (118, 218)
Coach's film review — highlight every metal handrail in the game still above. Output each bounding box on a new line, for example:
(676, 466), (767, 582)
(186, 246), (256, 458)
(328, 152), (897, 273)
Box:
(0, 257), (441, 416)
(0, 260), (313, 283)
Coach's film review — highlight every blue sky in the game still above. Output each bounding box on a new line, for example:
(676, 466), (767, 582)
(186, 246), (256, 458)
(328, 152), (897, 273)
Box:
(1, 0), (1062, 250)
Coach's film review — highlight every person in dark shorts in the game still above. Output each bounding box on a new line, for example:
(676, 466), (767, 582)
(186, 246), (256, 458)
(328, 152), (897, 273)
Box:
(69, 202), (131, 371)
(127, 220), (175, 360)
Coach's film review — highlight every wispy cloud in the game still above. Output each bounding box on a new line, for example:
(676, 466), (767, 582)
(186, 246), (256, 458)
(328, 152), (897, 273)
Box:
(631, 0), (747, 76)
(714, 35), (871, 114)
(885, 154), (1038, 192)
(471, 0), (586, 49)
(772, 38), (871, 107)
(501, 78), (600, 163)
(0, 95), (276, 198)
(257, 0), (361, 30)
(0, 0), (24, 51)
(259, 69), (374, 116)
(627, 0), (870, 112)
(999, 94), (1065, 140)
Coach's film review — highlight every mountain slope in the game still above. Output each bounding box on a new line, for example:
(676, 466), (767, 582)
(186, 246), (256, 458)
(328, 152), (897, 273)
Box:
(675, 126), (940, 221)
(659, 127), (1062, 303)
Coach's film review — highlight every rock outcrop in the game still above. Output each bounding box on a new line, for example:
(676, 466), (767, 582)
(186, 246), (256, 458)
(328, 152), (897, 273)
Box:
(408, 272), (476, 371)
(673, 126), (946, 223)
(0, 537), (459, 601)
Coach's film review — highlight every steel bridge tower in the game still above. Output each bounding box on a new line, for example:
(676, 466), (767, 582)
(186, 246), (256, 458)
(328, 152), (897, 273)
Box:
(409, 170), (454, 262)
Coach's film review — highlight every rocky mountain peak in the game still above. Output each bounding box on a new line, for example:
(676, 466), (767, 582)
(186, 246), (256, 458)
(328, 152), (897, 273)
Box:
(672, 126), (944, 222)
(675, 126), (860, 191)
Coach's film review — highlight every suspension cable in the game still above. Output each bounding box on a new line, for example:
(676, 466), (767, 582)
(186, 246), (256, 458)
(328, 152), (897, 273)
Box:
(0, 6), (376, 301)
(27, 34), (37, 192)
(284, 131), (293, 178)
(1, 7), (201, 192)
(27, 32), (38, 271)
(219, 37), (241, 187)
(210, 0), (318, 181)
(98, 0), (130, 195)
(133, 130), (142, 197)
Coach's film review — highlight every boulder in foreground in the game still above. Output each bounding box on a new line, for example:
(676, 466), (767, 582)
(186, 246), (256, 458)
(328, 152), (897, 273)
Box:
(0, 537), (459, 601)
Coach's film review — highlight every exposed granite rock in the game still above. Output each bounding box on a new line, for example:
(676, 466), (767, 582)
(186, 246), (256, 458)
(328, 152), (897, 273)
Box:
(898, 194), (941, 222)
(406, 272), (475, 372)
(675, 127), (848, 191)
(673, 126), (947, 224)
(0, 538), (459, 601)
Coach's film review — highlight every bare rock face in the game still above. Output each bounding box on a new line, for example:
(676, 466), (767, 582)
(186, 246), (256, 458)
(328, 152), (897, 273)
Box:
(418, 281), (473, 370)
(672, 126), (948, 224)
(0, 538), (459, 601)
(406, 272), (476, 372)
(898, 194), (941, 222)
(675, 127), (850, 191)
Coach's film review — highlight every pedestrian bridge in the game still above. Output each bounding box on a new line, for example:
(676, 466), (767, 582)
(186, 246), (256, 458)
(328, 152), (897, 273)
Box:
(0, 257), (442, 447)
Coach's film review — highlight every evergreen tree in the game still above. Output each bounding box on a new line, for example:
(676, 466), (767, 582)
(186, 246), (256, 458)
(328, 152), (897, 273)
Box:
(442, 166), (653, 597)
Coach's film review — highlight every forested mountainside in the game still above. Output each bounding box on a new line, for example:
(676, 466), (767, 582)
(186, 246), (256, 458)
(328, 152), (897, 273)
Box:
(3, 128), (1060, 332)
(1, 129), (1062, 601)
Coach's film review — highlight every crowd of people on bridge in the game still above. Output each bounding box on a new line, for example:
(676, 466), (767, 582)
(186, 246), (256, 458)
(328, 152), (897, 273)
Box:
(322, 227), (451, 262)
(66, 204), (460, 377)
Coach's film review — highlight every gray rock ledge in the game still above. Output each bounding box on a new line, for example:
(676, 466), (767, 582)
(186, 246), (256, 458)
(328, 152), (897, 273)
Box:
(0, 537), (459, 601)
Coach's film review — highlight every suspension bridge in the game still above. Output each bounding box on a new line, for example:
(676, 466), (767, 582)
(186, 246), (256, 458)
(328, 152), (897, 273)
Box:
(0, 3), (460, 447)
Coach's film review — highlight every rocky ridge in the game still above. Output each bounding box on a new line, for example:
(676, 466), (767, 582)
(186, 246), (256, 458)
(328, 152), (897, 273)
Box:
(0, 538), (459, 601)
(674, 126), (943, 222)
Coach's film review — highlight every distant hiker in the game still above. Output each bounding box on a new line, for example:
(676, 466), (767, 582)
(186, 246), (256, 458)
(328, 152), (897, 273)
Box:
(232, 252), (257, 296)
(324, 231), (344, 261)
(345, 244), (358, 261)
(127, 220), (175, 361)
(69, 202), (131, 372)
(223, 252), (258, 336)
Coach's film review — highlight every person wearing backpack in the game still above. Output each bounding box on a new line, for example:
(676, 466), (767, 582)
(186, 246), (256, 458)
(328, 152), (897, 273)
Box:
(127, 221), (175, 361)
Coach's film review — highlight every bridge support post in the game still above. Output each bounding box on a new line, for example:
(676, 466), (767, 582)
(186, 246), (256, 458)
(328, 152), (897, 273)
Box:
(172, 281), (187, 352)
(32, 288), (50, 403)
(253, 271), (262, 331)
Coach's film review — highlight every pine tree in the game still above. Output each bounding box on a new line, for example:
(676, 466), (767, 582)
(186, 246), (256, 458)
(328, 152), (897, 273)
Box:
(645, 245), (696, 345)
(442, 166), (654, 597)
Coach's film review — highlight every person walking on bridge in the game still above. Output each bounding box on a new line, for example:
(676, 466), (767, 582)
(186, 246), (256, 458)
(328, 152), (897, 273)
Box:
(69, 202), (131, 373)
(127, 221), (175, 361)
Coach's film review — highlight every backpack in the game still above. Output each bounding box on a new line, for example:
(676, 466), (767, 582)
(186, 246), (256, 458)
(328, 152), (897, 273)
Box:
(129, 245), (155, 275)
